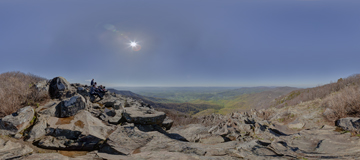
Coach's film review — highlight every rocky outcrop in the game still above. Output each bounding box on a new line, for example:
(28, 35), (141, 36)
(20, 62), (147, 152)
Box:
(21, 153), (77, 160)
(99, 124), (153, 155)
(336, 117), (360, 132)
(99, 108), (124, 125)
(123, 106), (166, 125)
(56, 94), (87, 118)
(0, 106), (34, 136)
(160, 117), (174, 130)
(6, 76), (360, 159)
(26, 114), (48, 141)
(0, 138), (33, 159)
(199, 135), (225, 144)
(169, 124), (211, 142)
(36, 110), (113, 150)
(49, 77), (75, 99)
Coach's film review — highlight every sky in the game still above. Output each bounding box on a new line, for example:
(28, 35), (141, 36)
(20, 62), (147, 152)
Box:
(0, 0), (359, 88)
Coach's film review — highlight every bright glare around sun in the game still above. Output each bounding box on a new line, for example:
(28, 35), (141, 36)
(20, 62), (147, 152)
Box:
(128, 40), (141, 51)
(130, 41), (137, 47)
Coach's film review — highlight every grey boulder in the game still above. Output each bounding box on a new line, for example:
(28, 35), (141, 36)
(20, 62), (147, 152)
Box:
(56, 94), (87, 118)
(0, 106), (34, 136)
(0, 138), (33, 159)
(36, 110), (113, 150)
(123, 107), (166, 125)
(100, 124), (153, 155)
(49, 76), (72, 98)
(336, 117), (360, 132)
(26, 114), (48, 142)
(161, 117), (174, 130)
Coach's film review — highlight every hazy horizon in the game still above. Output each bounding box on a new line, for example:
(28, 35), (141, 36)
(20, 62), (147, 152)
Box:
(1, 0), (359, 88)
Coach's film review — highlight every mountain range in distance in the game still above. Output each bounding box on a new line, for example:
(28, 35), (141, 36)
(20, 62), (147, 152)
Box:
(108, 86), (298, 115)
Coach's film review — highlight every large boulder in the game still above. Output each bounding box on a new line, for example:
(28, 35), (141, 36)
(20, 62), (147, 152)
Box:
(123, 106), (166, 125)
(48, 77), (74, 99)
(76, 87), (90, 99)
(99, 109), (125, 125)
(0, 106), (34, 136)
(336, 117), (360, 132)
(99, 124), (153, 155)
(0, 138), (33, 159)
(56, 94), (87, 118)
(26, 114), (48, 142)
(161, 117), (174, 130)
(36, 110), (113, 150)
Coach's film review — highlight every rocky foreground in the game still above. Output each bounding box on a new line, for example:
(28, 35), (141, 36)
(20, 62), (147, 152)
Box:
(1, 77), (360, 160)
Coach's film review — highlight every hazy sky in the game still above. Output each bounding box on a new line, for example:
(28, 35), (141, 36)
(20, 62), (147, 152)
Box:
(1, 0), (359, 87)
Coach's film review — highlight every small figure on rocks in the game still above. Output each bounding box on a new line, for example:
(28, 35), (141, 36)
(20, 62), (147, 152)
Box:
(90, 84), (103, 100)
(97, 85), (108, 93)
(91, 79), (94, 86)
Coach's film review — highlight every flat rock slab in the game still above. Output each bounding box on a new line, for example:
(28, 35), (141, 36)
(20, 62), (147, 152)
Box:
(0, 138), (33, 159)
(47, 110), (112, 140)
(0, 106), (34, 136)
(20, 153), (98, 160)
(199, 135), (225, 144)
(36, 110), (113, 150)
(100, 124), (153, 155)
(169, 124), (211, 142)
(123, 107), (166, 125)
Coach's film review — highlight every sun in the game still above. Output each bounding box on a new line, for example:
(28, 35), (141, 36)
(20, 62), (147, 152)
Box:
(128, 40), (141, 51)
(130, 41), (137, 47)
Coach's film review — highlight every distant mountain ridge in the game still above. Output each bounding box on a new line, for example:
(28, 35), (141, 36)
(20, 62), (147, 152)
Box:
(108, 86), (297, 115)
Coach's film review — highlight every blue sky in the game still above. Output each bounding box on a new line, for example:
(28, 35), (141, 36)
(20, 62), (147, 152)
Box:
(1, 0), (359, 87)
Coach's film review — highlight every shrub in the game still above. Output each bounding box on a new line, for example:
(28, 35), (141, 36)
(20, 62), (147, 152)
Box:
(321, 85), (360, 121)
(272, 74), (360, 109)
(0, 71), (49, 117)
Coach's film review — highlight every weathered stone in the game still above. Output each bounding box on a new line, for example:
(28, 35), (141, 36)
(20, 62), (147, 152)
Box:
(99, 124), (153, 155)
(77, 87), (90, 99)
(56, 94), (87, 118)
(124, 100), (130, 107)
(114, 100), (122, 110)
(161, 117), (174, 130)
(36, 110), (112, 150)
(104, 108), (116, 117)
(336, 117), (360, 132)
(92, 103), (101, 109)
(123, 107), (166, 125)
(27, 115), (48, 141)
(199, 135), (225, 144)
(0, 106), (34, 136)
(49, 76), (72, 98)
(169, 124), (211, 142)
(37, 101), (60, 117)
(21, 152), (95, 160)
(108, 110), (125, 124)
(0, 138), (33, 159)
(288, 121), (305, 129)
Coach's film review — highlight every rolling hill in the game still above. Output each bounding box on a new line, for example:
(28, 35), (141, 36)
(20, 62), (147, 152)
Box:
(109, 86), (297, 115)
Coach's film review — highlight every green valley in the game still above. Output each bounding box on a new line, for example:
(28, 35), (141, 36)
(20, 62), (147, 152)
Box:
(111, 86), (297, 115)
